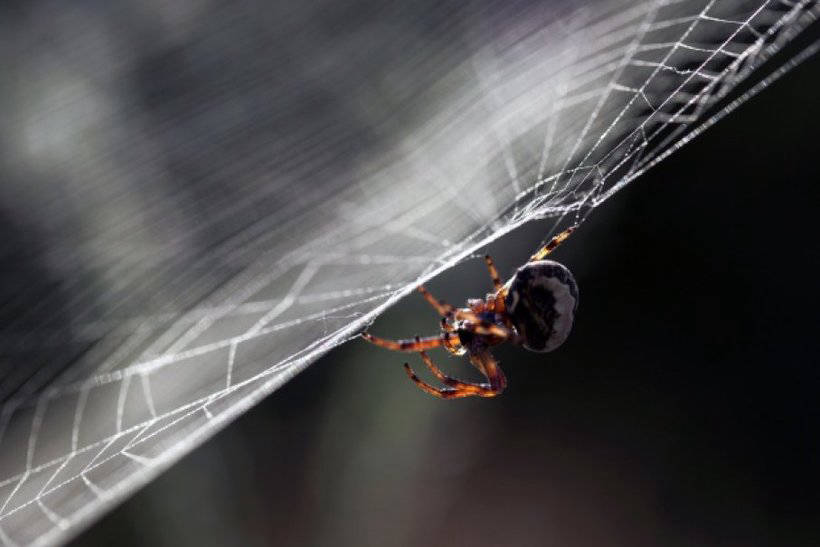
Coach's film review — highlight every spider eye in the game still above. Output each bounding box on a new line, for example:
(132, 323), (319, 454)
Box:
(505, 260), (578, 353)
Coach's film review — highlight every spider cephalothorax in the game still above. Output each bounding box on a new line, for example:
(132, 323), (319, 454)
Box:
(362, 226), (578, 399)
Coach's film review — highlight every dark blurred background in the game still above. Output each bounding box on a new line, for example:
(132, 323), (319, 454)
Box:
(73, 45), (820, 546)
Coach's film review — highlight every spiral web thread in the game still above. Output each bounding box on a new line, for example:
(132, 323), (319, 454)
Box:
(0, 1), (816, 544)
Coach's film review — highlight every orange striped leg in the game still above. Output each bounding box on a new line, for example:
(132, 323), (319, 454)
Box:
(403, 368), (485, 399)
(419, 351), (493, 393)
(417, 286), (455, 317)
(469, 351), (507, 393)
(484, 255), (503, 291)
(529, 226), (576, 262)
(361, 332), (459, 352)
(404, 350), (504, 399)
(402, 367), (477, 399)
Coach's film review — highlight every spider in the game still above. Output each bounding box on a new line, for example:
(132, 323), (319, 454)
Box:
(361, 226), (578, 399)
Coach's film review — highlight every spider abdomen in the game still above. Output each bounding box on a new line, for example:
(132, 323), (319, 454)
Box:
(504, 260), (578, 353)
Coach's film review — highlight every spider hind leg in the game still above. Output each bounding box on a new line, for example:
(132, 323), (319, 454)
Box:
(529, 226), (576, 262)
(403, 365), (481, 399)
(402, 348), (505, 399)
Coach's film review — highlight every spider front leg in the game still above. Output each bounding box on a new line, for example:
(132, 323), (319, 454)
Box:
(361, 331), (460, 352)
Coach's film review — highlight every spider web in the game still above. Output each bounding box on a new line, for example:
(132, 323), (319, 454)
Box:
(0, 0), (816, 544)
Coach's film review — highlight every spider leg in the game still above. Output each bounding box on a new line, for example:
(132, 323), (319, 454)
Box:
(483, 255), (503, 291)
(361, 332), (459, 352)
(529, 225), (576, 262)
(402, 364), (480, 399)
(417, 286), (455, 317)
(468, 351), (508, 392)
(494, 290), (508, 318)
(451, 311), (511, 339)
(419, 350), (492, 392)
(403, 350), (505, 399)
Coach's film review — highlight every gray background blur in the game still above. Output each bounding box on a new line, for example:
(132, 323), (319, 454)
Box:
(75, 49), (820, 546)
(1, 0), (818, 544)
